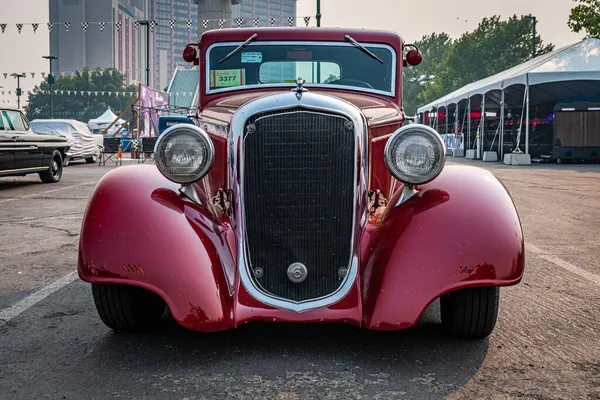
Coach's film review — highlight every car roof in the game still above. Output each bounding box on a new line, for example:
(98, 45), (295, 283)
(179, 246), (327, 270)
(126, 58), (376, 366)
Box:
(0, 107), (23, 112)
(200, 27), (403, 48)
(31, 119), (77, 123)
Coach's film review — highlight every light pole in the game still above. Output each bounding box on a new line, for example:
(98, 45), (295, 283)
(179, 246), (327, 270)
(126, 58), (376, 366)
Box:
(138, 21), (151, 87)
(316, 0), (321, 27)
(525, 15), (537, 59)
(10, 73), (26, 109)
(43, 55), (58, 119)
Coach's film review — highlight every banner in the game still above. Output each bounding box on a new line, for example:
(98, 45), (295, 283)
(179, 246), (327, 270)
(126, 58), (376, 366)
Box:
(138, 85), (169, 138)
(0, 16), (313, 35)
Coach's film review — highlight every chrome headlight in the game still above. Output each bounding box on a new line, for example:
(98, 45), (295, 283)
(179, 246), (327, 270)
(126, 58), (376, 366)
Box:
(384, 124), (446, 185)
(154, 124), (214, 184)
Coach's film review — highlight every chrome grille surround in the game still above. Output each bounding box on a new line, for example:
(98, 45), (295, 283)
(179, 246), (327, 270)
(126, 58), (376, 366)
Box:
(230, 91), (369, 313)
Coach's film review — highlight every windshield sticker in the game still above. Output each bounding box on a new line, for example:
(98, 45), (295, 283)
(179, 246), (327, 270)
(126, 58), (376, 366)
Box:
(210, 69), (246, 87)
(241, 52), (262, 63)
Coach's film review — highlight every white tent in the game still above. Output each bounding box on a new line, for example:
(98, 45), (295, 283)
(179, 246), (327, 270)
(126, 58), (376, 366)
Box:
(417, 38), (600, 156)
(418, 38), (600, 112)
(88, 108), (126, 134)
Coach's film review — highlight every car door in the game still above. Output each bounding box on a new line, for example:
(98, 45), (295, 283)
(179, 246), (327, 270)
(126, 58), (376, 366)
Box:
(0, 113), (15, 171)
(1, 110), (43, 169)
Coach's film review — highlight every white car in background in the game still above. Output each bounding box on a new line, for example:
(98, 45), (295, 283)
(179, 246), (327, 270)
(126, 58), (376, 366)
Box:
(30, 119), (102, 165)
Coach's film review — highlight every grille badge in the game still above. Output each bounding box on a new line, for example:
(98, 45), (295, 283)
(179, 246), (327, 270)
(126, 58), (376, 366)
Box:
(287, 263), (308, 283)
(254, 267), (264, 278)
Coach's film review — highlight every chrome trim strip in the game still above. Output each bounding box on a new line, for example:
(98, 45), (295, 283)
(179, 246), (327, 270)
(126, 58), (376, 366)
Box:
(230, 91), (368, 313)
(206, 41), (397, 97)
(0, 166), (48, 176)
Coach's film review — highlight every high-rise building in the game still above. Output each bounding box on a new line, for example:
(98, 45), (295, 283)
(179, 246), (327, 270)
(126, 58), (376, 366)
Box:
(152, 0), (297, 90)
(149, 0), (198, 90)
(49, 0), (148, 85)
(233, 0), (296, 26)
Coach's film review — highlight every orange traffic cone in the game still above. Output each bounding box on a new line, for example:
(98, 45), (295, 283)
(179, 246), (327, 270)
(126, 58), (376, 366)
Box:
(118, 148), (122, 158)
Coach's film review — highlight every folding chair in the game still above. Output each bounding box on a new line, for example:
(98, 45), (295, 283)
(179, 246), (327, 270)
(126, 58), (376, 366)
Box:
(138, 137), (157, 163)
(99, 137), (122, 166)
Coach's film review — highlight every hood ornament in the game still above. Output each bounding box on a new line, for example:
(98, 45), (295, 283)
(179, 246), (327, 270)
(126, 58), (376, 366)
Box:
(292, 77), (308, 100)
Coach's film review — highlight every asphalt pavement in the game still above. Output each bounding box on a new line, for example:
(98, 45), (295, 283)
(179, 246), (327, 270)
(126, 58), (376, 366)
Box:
(0, 157), (599, 400)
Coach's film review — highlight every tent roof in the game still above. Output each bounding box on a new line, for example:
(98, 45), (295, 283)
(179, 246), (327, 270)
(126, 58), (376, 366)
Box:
(167, 67), (199, 109)
(417, 38), (600, 113)
(88, 108), (124, 124)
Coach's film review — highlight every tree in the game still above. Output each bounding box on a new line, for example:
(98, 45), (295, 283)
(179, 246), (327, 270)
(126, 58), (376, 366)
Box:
(24, 68), (138, 123)
(417, 15), (554, 107)
(402, 33), (452, 115)
(568, 0), (600, 38)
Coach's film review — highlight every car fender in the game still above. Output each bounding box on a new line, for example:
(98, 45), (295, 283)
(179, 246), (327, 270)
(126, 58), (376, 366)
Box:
(360, 164), (525, 330)
(77, 165), (236, 332)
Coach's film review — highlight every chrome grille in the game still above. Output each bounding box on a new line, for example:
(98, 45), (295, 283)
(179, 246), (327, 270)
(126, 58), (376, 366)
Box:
(243, 109), (355, 302)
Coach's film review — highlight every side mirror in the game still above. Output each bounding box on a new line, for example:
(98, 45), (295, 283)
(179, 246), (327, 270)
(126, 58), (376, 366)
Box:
(183, 45), (198, 63)
(406, 49), (423, 66)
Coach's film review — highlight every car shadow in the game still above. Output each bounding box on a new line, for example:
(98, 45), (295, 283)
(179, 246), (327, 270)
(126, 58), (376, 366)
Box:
(87, 301), (489, 398)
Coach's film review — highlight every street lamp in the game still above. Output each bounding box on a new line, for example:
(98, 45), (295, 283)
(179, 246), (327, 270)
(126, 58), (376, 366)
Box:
(10, 73), (26, 109)
(43, 55), (58, 119)
(525, 14), (537, 59)
(316, 0), (321, 27)
(138, 21), (151, 87)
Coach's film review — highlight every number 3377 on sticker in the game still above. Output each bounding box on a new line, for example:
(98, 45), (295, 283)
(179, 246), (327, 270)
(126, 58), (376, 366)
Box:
(210, 69), (246, 87)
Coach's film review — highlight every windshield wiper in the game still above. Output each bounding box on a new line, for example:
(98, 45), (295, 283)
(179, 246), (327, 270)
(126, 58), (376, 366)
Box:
(344, 35), (384, 64)
(219, 33), (258, 64)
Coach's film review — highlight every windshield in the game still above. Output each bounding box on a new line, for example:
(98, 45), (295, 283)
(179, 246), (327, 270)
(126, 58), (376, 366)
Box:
(206, 42), (396, 96)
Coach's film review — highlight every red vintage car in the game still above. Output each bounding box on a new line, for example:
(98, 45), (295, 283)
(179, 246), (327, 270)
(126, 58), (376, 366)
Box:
(78, 27), (524, 339)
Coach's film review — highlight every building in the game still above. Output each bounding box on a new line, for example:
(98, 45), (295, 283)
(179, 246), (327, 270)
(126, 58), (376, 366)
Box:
(149, 0), (198, 90)
(152, 0), (297, 91)
(233, 0), (296, 26)
(49, 0), (148, 85)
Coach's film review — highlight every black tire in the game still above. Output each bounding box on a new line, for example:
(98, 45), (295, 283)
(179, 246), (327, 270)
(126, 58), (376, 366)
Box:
(92, 284), (166, 332)
(39, 151), (63, 183)
(440, 286), (499, 339)
(86, 154), (98, 164)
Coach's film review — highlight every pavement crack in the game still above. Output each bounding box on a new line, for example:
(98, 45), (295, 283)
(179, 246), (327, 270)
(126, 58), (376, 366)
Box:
(9, 222), (80, 237)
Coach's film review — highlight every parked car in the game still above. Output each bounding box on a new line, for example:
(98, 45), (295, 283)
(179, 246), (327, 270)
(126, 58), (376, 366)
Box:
(0, 107), (70, 183)
(30, 119), (102, 165)
(78, 28), (525, 339)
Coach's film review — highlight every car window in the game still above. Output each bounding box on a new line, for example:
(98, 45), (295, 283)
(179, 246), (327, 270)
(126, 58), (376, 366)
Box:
(259, 61), (341, 84)
(1, 110), (28, 131)
(208, 42), (396, 95)
(0, 113), (5, 130)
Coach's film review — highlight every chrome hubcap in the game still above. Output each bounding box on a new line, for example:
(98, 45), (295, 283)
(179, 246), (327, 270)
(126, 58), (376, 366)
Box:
(52, 159), (60, 177)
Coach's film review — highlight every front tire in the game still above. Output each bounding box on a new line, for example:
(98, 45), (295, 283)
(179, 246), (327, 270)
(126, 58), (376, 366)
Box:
(39, 151), (63, 183)
(92, 284), (166, 332)
(440, 286), (499, 339)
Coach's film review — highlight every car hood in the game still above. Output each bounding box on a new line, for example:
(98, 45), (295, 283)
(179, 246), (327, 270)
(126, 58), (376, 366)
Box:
(199, 89), (403, 129)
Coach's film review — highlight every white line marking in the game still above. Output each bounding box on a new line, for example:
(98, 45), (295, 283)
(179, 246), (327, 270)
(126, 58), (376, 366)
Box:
(0, 182), (94, 204)
(0, 271), (78, 325)
(526, 243), (600, 286)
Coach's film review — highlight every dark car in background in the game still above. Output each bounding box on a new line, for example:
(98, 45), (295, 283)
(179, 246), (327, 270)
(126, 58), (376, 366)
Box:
(0, 108), (70, 183)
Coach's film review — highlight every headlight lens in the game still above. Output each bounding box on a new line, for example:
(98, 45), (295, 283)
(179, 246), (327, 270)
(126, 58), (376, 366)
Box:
(155, 124), (214, 184)
(384, 124), (446, 185)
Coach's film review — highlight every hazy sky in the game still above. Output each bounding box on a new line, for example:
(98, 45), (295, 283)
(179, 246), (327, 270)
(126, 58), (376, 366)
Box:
(0, 0), (585, 108)
(297, 0), (583, 47)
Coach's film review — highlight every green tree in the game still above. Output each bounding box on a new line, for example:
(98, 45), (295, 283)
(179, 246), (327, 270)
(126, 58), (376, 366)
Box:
(418, 15), (554, 107)
(25, 68), (138, 123)
(403, 33), (452, 115)
(568, 0), (600, 38)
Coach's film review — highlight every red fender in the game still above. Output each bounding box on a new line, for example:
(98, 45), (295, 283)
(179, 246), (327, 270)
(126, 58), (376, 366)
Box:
(78, 164), (524, 332)
(360, 165), (525, 330)
(77, 165), (236, 332)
